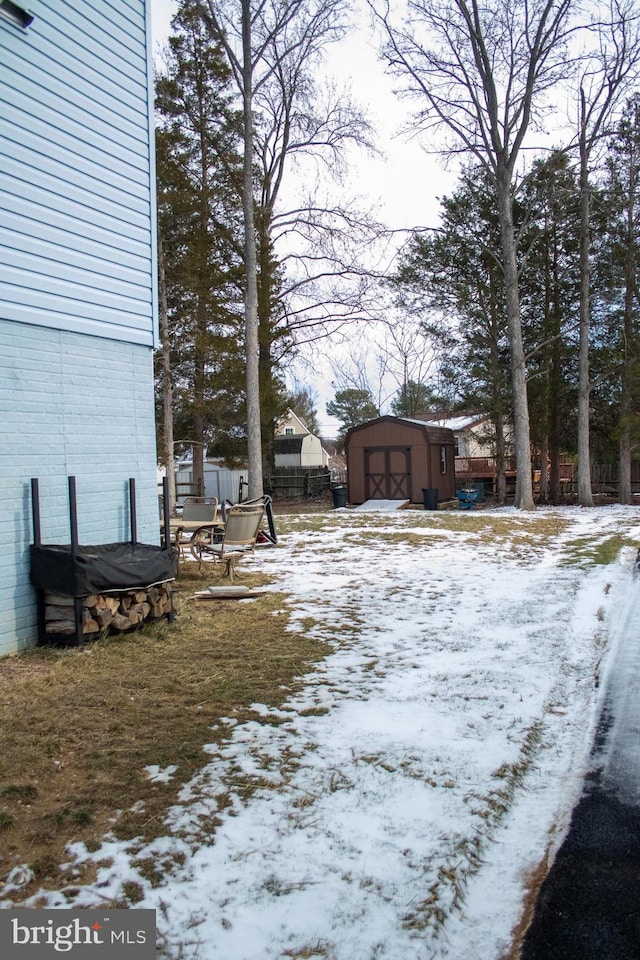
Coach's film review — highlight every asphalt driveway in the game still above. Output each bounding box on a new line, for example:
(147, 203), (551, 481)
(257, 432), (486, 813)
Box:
(521, 571), (640, 959)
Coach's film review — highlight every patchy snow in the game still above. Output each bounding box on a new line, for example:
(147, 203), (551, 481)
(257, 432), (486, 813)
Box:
(9, 506), (640, 960)
(144, 765), (179, 784)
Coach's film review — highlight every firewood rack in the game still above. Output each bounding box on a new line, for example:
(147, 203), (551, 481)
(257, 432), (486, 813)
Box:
(30, 476), (177, 645)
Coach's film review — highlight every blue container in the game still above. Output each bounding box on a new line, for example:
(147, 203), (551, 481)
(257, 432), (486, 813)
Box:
(456, 488), (478, 510)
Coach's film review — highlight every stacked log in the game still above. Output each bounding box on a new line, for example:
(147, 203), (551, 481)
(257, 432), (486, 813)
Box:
(43, 585), (172, 637)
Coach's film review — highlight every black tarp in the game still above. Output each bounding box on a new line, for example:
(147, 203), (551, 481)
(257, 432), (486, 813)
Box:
(30, 543), (177, 597)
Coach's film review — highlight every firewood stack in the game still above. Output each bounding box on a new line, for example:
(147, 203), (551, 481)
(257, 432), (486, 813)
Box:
(43, 585), (173, 636)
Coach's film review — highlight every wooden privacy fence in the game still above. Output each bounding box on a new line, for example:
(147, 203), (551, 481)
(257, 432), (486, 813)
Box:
(270, 466), (331, 498)
(591, 462), (640, 493)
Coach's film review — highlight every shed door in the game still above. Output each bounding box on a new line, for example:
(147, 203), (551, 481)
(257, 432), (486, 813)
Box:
(364, 447), (411, 499)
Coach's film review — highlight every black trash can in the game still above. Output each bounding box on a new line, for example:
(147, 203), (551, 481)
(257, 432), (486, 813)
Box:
(422, 488), (438, 511)
(332, 486), (348, 509)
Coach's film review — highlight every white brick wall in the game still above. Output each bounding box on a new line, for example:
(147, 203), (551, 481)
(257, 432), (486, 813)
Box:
(0, 320), (159, 655)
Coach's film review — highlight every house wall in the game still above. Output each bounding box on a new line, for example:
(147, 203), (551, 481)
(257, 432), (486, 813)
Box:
(0, 323), (159, 656)
(0, 0), (157, 347)
(300, 435), (328, 467)
(0, 1), (159, 656)
(275, 410), (310, 436)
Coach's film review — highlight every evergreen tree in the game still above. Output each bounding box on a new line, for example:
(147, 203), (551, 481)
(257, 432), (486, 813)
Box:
(155, 1), (246, 487)
(391, 165), (512, 501)
(288, 386), (321, 436)
(390, 381), (441, 418)
(597, 95), (640, 500)
(327, 389), (379, 445)
(519, 152), (581, 501)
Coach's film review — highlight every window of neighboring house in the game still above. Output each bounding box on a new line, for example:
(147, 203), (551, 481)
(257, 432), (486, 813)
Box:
(440, 445), (447, 473)
(284, 427), (294, 435)
(454, 436), (460, 457)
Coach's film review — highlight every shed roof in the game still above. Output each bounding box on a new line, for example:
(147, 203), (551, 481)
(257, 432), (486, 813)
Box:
(345, 415), (455, 445)
(274, 435), (305, 454)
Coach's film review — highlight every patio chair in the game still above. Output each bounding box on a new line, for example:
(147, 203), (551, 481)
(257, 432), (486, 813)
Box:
(173, 499), (219, 560)
(220, 493), (277, 545)
(182, 499), (218, 523)
(190, 502), (265, 577)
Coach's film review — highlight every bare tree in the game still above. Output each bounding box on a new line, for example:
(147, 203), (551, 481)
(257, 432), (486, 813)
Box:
(200, 0), (375, 496)
(571, 0), (640, 506)
(372, 0), (576, 509)
(202, 0), (312, 497)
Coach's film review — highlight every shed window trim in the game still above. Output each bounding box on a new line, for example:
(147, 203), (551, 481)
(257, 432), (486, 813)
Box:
(440, 445), (447, 474)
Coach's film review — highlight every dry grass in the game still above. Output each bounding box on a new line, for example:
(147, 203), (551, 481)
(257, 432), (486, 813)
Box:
(0, 561), (329, 903)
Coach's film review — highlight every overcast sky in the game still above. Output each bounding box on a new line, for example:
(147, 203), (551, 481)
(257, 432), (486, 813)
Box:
(149, 0), (451, 231)
(148, 0), (454, 434)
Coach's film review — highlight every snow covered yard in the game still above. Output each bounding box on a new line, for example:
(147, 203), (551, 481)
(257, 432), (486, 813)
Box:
(14, 506), (640, 960)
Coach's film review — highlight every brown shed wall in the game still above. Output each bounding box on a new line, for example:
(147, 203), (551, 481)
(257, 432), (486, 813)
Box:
(345, 418), (456, 504)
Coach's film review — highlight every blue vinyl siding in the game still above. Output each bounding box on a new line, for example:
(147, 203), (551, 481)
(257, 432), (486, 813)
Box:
(0, 0), (158, 346)
(0, 1), (160, 654)
(0, 321), (160, 656)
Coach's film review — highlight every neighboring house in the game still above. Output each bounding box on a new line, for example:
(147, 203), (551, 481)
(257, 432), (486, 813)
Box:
(417, 413), (516, 489)
(276, 408), (311, 437)
(274, 408), (330, 468)
(344, 416), (456, 505)
(416, 413), (503, 459)
(1, 1), (160, 655)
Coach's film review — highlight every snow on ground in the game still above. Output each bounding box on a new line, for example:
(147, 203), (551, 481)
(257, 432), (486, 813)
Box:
(11, 506), (640, 959)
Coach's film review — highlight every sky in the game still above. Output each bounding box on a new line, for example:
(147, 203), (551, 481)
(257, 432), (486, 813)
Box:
(149, 0), (455, 435)
(149, 0), (451, 232)
(7, 504), (640, 959)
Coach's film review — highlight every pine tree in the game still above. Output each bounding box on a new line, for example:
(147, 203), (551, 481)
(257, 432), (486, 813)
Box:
(598, 95), (640, 501)
(155, 1), (246, 489)
(391, 166), (512, 501)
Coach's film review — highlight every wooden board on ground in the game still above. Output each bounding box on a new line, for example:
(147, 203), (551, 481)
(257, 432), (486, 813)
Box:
(353, 499), (411, 512)
(190, 585), (264, 600)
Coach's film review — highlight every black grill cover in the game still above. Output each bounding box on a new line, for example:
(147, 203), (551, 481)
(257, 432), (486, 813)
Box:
(30, 543), (177, 597)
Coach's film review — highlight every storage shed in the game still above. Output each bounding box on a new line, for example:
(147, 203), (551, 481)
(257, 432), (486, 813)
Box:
(344, 416), (456, 505)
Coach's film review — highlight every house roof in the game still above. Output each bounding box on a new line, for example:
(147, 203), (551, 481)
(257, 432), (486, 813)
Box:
(414, 413), (489, 433)
(274, 435), (305, 454)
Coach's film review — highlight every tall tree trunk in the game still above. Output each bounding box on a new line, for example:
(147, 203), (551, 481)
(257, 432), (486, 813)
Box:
(192, 352), (206, 498)
(577, 98), (594, 506)
(488, 268), (507, 503)
(497, 173), (535, 510)
(549, 224), (563, 504)
(257, 214), (276, 492)
(158, 235), (176, 517)
(619, 196), (635, 503)
(619, 125), (637, 504)
(242, 0), (263, 499)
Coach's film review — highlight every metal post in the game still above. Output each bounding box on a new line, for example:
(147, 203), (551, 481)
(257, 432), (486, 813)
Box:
(68, 476), (78, 553)
(30, 478), (47, 644)
(30, 477), (41, 546)
(129, 478), (138, 545)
